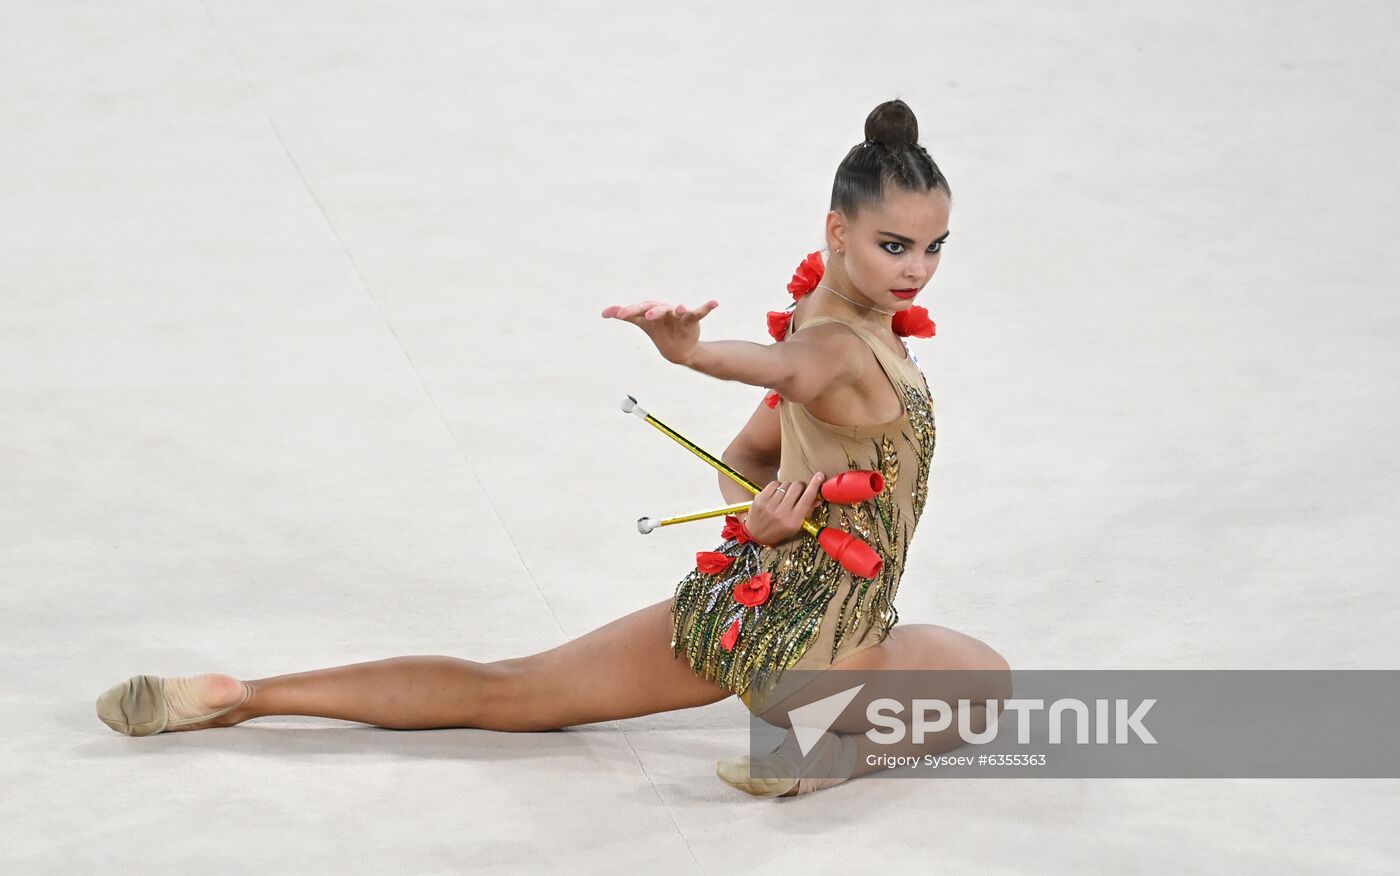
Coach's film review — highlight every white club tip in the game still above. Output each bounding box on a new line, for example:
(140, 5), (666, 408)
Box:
(637, 517), (657, 534)
(619, 394), (647, 419)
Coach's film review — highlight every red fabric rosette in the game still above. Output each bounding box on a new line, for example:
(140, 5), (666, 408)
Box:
(892, 305), (936, 338)
(732, 572), (772, 608)
(787, 251), (825, 300)
(720, 514), (757, 545)
(764, 390), (782, 409)
(767, 310), (793, 342)
(695, 551), (735, 575)
(720, 617), (742, 651)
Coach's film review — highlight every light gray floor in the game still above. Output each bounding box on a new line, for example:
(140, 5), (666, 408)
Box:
(3, 1), (1397, 873)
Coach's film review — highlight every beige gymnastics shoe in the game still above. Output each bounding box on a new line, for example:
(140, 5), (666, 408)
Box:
(716, 752), (803, 797)
(96, 674), (250, 736)
(716, 731), (858, 798)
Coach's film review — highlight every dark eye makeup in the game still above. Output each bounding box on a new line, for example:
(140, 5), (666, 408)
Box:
(880, 238), (945, 255)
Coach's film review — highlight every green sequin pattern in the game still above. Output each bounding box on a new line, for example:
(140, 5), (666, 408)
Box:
(669, 373), (936, 698)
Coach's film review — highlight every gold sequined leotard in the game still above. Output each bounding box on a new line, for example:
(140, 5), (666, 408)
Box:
(669, 315), (936, 714)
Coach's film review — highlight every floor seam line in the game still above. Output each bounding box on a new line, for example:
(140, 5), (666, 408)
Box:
(196, 9), (692, 853)
(613, 725), (708, 874)
(197, 0), (566, 642)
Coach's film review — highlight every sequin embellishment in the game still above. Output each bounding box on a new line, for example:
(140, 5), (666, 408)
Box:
(669, 354), (936, 699)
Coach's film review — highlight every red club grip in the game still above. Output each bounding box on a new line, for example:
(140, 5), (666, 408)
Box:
(817, 528), (884, 579)
(820, 469), (886, 504)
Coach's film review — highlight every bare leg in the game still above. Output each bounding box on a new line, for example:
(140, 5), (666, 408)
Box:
(721, 623), (1011, 796)
(111, 598), (735, 734)
(814, 624), (1010, 780)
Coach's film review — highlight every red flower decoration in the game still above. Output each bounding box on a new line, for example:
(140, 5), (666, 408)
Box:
(721, 514), (757, 545)
(732, 572), (773, 607)
(764, 390), (782, 409)
(892, 305), (936, 338)
(767, 310), (793, 342)
(720, 617), (742, 651)
(787, 251), (825, 300)
(696, 551), (734, 575)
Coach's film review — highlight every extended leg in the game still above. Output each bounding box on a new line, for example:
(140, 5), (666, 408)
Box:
(98, 598), (736, 734)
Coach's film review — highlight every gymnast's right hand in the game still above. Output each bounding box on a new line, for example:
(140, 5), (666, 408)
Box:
(743, 474), (826, 546)
(600, 299), (719, 366)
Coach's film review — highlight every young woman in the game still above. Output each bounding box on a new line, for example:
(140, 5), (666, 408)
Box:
(95, 98), (1010, 799)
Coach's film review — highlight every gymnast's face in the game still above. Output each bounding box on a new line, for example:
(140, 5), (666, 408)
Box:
(828, 187), (951, 313)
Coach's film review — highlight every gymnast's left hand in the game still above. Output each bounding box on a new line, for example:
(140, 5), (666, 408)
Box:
(743, 474), (826, 546)
(600, 299), (719, 366)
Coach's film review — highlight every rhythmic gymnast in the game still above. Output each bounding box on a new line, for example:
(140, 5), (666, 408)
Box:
(96, 97), (1011, 799)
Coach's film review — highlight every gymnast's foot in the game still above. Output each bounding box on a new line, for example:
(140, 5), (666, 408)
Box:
(715, 730), (857, 798)
(96, 673), (252, 736)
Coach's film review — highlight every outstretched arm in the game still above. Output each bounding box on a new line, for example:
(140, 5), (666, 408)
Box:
(601, 298), (847, 545)
(600, 299), (862, 404)
(687, 324), (860, 405)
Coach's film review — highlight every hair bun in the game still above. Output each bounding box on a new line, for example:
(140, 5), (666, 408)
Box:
(863, 98), (919, 149)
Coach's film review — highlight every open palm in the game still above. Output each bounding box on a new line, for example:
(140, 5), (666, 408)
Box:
(600, 299), (719, 365)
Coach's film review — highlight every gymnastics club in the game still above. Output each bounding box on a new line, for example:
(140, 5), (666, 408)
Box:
(638, 502), (752, 534)
(636, 471), (886, 533)
(620, 395), (883, 579)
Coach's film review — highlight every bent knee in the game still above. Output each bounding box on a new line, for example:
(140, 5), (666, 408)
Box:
(980, 647), (1013, 703)
(947, 631), (1012, 702)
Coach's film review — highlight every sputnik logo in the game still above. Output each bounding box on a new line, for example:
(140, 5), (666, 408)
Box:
(787, 684), (865, 756)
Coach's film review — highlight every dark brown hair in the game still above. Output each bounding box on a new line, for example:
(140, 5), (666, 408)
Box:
(830, 98), (952, 219)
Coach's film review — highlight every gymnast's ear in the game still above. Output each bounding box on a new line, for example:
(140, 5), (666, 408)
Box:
(825, 210), (848, 256)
